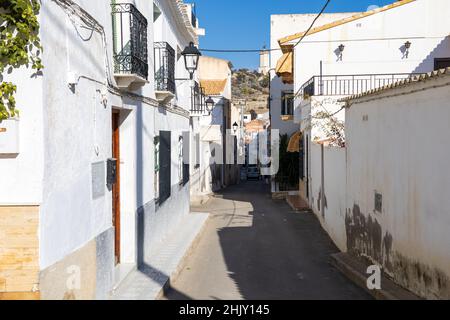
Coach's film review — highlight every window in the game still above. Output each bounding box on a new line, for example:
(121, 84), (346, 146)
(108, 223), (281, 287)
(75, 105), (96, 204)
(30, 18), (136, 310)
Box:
(176, 134), (190, 186)
(159, 131), (171, 204)
(154, 136), (160, 200)
(434, 58), (450, 71)
(178, 136), (183, 184)
(281, 91), (294, 116)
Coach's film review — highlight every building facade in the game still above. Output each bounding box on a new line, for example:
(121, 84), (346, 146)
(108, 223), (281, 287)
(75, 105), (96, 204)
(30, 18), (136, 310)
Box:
(0, 0), (205, 300)
(190, 56), (239, 200)
(276, 0), (450, 298)
(278, 0), (450, 205)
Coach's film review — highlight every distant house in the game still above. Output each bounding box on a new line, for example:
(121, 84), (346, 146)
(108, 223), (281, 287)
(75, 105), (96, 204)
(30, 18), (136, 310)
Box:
(190, 56), (240, 198)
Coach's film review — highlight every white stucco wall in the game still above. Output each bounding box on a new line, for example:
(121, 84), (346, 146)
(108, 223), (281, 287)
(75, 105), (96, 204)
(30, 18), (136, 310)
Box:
(293, 0), (450, 96)
(308, 143), (347, 252)
(0, 0), (196, 274)
(345, 74), (450, 299)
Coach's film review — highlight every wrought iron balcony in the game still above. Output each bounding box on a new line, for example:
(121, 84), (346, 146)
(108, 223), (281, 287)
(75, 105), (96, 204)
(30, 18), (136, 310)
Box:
(112, 3), (148, 89)
(190, 82), (208, 116)
(154, 42), (176, 95)
(297, 73), (419, 100)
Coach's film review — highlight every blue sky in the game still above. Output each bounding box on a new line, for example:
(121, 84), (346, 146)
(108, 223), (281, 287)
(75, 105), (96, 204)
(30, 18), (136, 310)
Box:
(191, 0), (395, 70)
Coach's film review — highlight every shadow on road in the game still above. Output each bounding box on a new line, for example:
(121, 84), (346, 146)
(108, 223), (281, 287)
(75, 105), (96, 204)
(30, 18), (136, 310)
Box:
(164, 180), (372, 300)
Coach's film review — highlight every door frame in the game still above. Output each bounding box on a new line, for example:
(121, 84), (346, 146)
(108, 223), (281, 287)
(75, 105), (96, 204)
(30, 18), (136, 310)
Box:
(112, 111), (121, 265)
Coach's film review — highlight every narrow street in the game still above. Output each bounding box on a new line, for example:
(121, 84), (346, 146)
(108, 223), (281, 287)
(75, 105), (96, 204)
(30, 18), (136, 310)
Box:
(162, 180), (371, 300)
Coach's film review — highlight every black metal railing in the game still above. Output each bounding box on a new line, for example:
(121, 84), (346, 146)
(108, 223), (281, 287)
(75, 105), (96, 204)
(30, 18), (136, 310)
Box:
(154, 42), (175, 93)
(297, 73), (420, 99)
(190, 81), (206, 114)
(112, 3), (148, 79)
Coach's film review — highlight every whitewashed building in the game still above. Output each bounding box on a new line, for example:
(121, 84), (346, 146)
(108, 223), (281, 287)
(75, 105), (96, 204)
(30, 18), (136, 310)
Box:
(343, 68), (450, 299)
(189, 56), (239, 201)
(0, 0), (206, 299)
(269, 12), (358, 195)
(270, 12), (358, 138)
(277, 0), (450, 205)
(277, 0), (450, 299)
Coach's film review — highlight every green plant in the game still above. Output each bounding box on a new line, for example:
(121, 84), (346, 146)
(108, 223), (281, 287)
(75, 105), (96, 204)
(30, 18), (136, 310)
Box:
(275, 133), (299, 188)
(0, 0), (42, 120)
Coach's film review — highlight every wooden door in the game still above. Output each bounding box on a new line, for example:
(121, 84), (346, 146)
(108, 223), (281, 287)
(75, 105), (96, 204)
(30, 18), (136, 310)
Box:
(112, 112), (121, 265)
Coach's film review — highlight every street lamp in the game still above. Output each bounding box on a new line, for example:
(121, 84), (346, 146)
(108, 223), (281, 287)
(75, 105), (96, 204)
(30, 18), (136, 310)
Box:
(181, 42), (202, 80)
(232, 122), (239, 134)
(205, 97), (215, 113)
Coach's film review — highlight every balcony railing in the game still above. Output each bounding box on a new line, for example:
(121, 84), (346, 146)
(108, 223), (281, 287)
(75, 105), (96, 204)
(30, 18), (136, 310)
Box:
(190, 82), (207, 115)
(297, 73), (419, 100)
(154, 42), (176, 94)
(112, 3), (148, 80)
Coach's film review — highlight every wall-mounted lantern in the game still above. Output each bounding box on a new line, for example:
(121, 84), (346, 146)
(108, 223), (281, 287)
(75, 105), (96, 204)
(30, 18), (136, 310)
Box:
(337, 44), (345, 61)
(404, 41), (411, 58)
(181, 42), (202, 80)
(205, 97), (215, 113)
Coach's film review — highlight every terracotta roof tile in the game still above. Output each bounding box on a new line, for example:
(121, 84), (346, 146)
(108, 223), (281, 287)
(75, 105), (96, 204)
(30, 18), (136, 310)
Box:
(278, 0), (416, 45)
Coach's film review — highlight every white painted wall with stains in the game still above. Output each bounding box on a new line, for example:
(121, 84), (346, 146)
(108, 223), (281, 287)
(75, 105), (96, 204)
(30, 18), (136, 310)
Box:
(345, 73), (450, 299)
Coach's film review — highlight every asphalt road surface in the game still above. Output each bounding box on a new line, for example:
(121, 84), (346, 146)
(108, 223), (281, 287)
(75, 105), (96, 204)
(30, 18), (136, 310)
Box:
(162, 180), (371, 300)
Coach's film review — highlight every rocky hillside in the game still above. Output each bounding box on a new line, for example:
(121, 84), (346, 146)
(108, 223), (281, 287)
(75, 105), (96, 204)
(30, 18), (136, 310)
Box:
(231, 69), (269, 113)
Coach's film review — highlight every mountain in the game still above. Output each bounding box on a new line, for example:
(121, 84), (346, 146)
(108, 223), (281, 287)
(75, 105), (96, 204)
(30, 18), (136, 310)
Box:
(231, 69), (269, 114)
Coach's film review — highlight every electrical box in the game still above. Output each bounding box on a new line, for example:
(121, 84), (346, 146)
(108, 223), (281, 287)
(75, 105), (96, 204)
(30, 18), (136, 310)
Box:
(0, 119), (20, 155)
(107, 158), (118, 186)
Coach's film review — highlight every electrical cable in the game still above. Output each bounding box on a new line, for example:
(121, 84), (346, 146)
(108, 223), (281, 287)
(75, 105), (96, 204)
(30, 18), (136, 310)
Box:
(198, 0), (332, 53)
(293, 0), (331, 48)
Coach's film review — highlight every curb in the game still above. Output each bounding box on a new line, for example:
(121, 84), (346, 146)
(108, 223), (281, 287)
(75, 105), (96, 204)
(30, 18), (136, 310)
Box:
(156, 213), (210, 300)
(331, 252), (421, 300)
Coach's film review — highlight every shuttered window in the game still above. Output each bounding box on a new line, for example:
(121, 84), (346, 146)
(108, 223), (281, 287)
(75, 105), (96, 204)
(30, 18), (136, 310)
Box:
(183, 131), (190, 185)
(154, 136), (160, 199)
(159, 131), (171, 204)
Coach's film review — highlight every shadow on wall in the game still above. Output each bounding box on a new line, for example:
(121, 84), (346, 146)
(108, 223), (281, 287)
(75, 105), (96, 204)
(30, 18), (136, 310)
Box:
(345, 204), (450, 299)
(412, 36), (450, 73)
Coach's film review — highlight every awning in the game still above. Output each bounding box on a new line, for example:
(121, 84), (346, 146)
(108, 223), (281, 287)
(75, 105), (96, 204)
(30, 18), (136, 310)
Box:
(276, 51), (293, 84)
(287, 131), (302, 153)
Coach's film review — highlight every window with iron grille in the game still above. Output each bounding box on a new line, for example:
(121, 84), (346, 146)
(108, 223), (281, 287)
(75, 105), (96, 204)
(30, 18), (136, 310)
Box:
(154, 42), (176, 93)
(111, 3), (148, 79)
(190, 81), (205, 114)
(281, 91), (294, 115)
(159, 131), (171, 204)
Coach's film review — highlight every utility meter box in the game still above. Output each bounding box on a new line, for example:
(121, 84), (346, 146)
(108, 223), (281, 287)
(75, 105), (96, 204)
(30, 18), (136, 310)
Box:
(0, 119), (20, 155)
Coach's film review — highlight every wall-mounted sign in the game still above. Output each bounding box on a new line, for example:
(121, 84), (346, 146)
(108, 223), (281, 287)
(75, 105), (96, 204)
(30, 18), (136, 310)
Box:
(0, 119), (19, 154)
